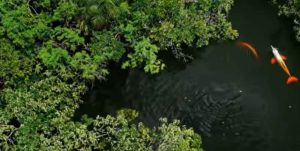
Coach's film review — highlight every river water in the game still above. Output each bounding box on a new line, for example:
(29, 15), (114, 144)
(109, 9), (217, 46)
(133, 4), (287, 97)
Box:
(76, 0), (300, 150)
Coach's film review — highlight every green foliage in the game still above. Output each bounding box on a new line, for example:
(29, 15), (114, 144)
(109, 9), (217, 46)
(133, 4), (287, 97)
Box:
(75, 0), (130, 31)
(52, 27), (84, 51)
(0, 76), (85, 121)
(39, 45), (70, 67)
(1, 0), (237, 77)
(0, 76), (86, 150)
(156, 118), (203, 151)
(1, 4), (50, 48)
(273, 0), (300, 41)
(273, 0), (300, 17)
(90, 31), (125, 62)
(0, 39), (33, 86)
(0, 87), (203, 150)
(0, 0), (239, 150)
(70, 51), (109, 80)
(119, 0), (237, 67)
(52, 1), (78, 22)
(122, 38), (165, 73)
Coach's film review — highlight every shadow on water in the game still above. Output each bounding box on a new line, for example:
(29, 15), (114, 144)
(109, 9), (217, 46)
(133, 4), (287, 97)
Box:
(74, 63), (130, 118)
(75, 0), (300, 150)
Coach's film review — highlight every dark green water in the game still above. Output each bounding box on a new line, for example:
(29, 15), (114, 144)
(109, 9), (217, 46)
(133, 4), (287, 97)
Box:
(76, 0), (300, 150)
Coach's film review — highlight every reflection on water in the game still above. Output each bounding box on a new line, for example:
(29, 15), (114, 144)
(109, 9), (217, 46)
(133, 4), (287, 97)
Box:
(123, 63), (271, 151)
(125, 71), (244, 137)
(77, 0), (300, 150)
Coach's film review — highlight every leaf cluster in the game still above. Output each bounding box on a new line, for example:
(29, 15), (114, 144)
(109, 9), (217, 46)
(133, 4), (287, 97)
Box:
(0, 0), (238, 150)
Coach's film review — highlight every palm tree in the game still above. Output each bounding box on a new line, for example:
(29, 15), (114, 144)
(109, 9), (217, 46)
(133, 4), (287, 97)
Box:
(75, 0), (123, 31)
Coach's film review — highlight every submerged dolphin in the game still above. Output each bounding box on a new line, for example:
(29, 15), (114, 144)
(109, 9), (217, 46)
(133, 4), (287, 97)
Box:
(270, 45), (298, 84)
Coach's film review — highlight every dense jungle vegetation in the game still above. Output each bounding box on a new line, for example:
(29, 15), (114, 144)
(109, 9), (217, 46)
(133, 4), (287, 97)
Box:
(0, 0), (238, 150)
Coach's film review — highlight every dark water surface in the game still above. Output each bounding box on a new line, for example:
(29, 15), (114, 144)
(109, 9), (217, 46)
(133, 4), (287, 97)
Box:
(76, 0), (300, 150)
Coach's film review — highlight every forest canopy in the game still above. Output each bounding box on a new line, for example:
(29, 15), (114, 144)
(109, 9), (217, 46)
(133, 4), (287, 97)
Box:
(0, 0), (237, 150)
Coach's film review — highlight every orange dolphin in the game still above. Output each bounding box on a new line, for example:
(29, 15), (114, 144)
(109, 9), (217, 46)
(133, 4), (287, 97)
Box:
(270, 45), (298, 85)
(236, 41), (260, 61)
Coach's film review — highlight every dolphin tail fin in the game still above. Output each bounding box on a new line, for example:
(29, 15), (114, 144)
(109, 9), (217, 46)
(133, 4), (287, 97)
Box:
(287, 76), (298, 85)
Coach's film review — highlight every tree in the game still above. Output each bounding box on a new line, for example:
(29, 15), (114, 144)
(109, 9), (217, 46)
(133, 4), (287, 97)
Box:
(273, 0), (300, 41)
(0, 0), (238, 149)
(0, 80), (203, 150)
